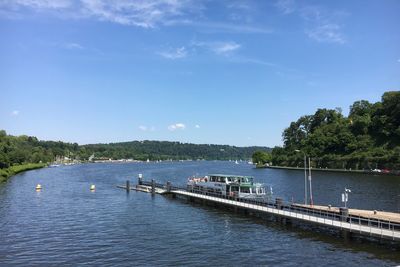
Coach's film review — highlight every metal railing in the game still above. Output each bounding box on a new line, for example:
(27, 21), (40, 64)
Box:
(140, 180), (400, 238)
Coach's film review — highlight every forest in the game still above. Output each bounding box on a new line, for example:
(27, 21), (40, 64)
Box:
(268, 91), (400, 170)
(0, 130), (268, 169)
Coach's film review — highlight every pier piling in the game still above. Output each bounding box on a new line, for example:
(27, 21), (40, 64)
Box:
(126, 180), (130, 193)
(151, 179), (155, 194)
(138, 174), (143, 185)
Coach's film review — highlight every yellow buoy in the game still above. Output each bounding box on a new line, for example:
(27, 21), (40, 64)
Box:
(35, 184), (42, 191)
(90, 184), (96, 191)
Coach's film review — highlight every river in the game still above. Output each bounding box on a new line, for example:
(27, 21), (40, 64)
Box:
(0, 161), (399, 266)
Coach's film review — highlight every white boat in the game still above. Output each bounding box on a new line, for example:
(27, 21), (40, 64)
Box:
(49, 164), (60, 167)
(187, 174), (272, 199)
(235, 160), (239, 164)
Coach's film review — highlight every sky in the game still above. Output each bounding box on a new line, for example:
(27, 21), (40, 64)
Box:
(0, 0), (399, 147)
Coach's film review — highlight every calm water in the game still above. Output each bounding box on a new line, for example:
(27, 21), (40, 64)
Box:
(0, 161), (399, 266)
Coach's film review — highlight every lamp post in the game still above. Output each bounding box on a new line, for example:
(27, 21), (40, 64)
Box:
(295, 150), (307, 205)
(308, 157), (313, 206)
(342, 188), (351, 208)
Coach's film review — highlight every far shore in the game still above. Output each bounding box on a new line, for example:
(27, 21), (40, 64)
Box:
(258, 165), (400, 176)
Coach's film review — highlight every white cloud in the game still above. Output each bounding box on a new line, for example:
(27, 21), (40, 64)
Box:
(11, 110), (19, 116)
(0, 0), (274, 35)
(212, 42), (241, 55)
(397, 59), (400, 63)
(306, 23), (345, 44)
(63, 42), (84, 49)
(158, 46), (187, 59)
(193, 41), (241, 56)
(5, 0), (72, 9)
(299, 6), (347, 44)
(168, 123), (185, 131)
(0, 0), (201, 28)
(80, 0), (200, 28)
(139, 125), (155, 132)
(275, 0), (295, 15)
(195, 124), (200, 129)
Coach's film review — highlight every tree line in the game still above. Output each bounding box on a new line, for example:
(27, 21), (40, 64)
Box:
(253, 91), (400, 171)
(0, 130), (269, 169)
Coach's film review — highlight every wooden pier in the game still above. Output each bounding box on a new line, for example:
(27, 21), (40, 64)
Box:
(120, 179), (400, 243)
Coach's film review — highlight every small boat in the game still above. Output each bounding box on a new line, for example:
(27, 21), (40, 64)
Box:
(49, 164), (60, 167)
(235, 160), (239, 164)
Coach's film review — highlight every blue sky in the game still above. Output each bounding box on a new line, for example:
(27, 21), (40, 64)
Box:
(0, 0), (399, 147)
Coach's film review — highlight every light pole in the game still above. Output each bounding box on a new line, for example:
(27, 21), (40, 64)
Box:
(295, 150), (307, 205)
(342, 188), (351, 208)
(308, 157), (313, 206)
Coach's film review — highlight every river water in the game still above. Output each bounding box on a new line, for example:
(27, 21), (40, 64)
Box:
(0, 161), (399, 266)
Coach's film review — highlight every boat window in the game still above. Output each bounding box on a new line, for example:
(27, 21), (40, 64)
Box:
(240, 187), (250, 193)
(231, 186), (239, 192)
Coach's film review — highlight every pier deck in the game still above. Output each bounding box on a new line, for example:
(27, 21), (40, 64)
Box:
(121, 180), (400, 242)
(172, 189), (400, 241)
(293, 204), (400, 224)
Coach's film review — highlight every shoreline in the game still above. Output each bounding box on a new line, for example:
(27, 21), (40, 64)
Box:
(0, 163), (47, 183)
(258, 165), (400, 176)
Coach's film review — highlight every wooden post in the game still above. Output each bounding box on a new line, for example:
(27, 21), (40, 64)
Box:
(151, 179), (155, 194)
(138, 173), (143, 185)
(126, 180), (130, 193)
(275, 198), (283, 210)
(166, 181), (171, 193)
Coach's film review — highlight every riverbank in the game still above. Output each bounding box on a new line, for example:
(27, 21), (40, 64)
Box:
(258, 165), (400, 176)
(0, 163), (47, 183)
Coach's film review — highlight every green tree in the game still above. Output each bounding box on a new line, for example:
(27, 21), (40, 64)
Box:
(252, 151), (272, 165)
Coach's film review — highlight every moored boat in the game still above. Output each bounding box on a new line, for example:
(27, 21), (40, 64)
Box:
(187, 174), (272, 199)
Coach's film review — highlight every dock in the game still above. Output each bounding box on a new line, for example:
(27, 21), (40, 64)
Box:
(119, 179), (400, 243)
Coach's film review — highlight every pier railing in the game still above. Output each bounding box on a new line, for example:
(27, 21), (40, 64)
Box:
(139, 180), (400, 235)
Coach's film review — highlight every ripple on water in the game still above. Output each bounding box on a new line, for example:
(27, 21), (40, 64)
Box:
(0, 162), (399, 266)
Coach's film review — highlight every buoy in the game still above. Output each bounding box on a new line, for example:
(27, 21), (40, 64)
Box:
(35, 184), (42, 191)
(90, 184), (96, 191)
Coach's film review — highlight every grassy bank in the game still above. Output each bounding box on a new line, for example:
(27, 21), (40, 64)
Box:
(0, 163), (47, 183)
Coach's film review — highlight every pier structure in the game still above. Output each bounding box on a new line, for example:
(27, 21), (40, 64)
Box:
(120, 179), (400, 242)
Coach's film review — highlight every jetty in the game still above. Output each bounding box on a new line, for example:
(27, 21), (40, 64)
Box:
(119, 178), (400, 243)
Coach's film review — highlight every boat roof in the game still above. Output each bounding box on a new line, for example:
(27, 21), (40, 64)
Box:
(208, 174), (253, 178)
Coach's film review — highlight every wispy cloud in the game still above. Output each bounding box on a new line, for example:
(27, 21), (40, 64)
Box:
(11, 110), (20, 116)
(275, 0), (295, 15)
(63, 42), (84, 50)
(195, 124), (200, 129)
(158, 47), (187, 59)
(190, 21), (272, 34)
(274, 3), (348, 45)
(0, 1), (274, 34)
(168, 123), (185, 131)
(300, 6), (347, 44)
(139, 125), (155, 132)
(305, 23), (345, 44)
(193, 41), (241, 56)
(212, 42), (241, 55)
(0, 0), (201, 28)
(4, 0), (72, 10)
(80, 0), (193, 28)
